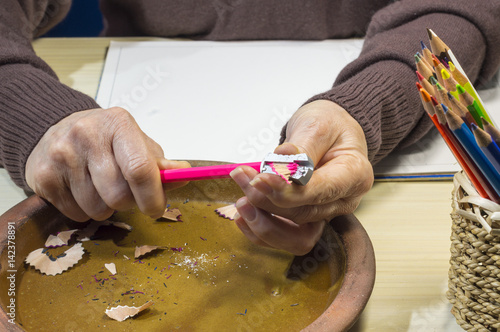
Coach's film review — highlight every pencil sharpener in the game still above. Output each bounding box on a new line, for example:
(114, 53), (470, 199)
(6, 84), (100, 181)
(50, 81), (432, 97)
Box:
(260, 153), (314, 186)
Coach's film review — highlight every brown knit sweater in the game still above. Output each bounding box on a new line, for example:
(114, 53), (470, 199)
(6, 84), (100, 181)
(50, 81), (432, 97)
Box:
(1, 0), (500, 191)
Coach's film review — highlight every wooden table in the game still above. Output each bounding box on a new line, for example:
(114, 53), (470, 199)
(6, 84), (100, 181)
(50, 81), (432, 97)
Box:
(0, 38), (463, 331)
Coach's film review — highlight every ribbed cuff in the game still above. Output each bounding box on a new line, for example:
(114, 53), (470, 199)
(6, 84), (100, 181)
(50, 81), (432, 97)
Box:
(0, 64), (100, 190)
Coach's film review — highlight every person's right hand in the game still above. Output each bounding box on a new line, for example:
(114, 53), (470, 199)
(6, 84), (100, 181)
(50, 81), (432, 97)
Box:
(25, 107), (189, 222)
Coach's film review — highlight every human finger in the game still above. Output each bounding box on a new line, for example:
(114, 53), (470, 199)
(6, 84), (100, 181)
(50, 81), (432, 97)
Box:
(250, 152), (372, 209)
(233, 197), (326, 255)
(86, 150), (135, 212)
(68, 168), (115, 221)
(232, 165), (361, 224)
(109, 109), (167, 218)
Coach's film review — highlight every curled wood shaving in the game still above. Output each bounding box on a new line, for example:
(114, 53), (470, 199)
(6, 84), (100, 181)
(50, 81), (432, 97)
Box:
(45, 229), (78, 248)
(105, 301), (153, 322)
(134, 245), (167, 259)
(25, 243), (85, 276)
(268, 162), (297, 184)
(215, 204), (238, 220)
(160, 208), (182, 221)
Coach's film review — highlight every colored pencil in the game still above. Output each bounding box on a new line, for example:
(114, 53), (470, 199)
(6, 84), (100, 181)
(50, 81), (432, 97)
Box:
(160, 162), (261, 182)
(415, 53), (434, 82)
(429, 76), (445, 106)
(435, 81), (453, 110)
(445, 108), (500, 197)
(429, 113), (490, 198)
(432, 55), (447, 87)
(457, 84), (482, 127)
(416, 70), (434, 94)
(420, 41), (435, 68)
(418, 86), (435, 115)
(428, 28), (492, 124)
(433, 102), (447, 126)
(448, 61), (468, 86)
(413, 29), (500, 202)
(451, 65), (492, 124)
(418, 88), (491, 199)
(471, 123), (500, 173)
(427, 28), (468, 78)
(482, 118), (500, 147)
(427, 28), (452, 64)
(441, 68), (459, 99)
(447, 92), (476, 128)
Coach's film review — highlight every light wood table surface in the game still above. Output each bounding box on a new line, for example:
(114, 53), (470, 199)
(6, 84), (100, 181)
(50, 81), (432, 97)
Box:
(0, 37), (463, 331)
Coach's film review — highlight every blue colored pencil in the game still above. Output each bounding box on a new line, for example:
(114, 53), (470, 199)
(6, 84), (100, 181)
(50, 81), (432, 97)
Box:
(471, 123), (500, 174)
(445, 107), (500, 197)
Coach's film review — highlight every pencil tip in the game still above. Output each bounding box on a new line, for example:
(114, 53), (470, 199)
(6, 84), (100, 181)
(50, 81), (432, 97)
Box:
(471, 122), (478, 130)
(416, 70), (424, 81)
(420, 41), (427, 50)
(420, 88), (431, 102)
(426, 28), (433, 40)
(441, 68), (450, 79)
(441, 103), (449, 112)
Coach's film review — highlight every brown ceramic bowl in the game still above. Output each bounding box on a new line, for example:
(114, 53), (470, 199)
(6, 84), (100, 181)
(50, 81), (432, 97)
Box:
(0, 171), (375, 331)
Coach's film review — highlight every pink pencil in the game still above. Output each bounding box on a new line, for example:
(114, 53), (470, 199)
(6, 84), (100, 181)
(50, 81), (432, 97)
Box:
(160, 162), (261, 182)
(160, 153), (314, 186)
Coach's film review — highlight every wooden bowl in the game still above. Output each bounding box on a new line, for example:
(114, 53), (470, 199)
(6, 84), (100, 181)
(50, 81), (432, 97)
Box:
(0, 176), (375, 331)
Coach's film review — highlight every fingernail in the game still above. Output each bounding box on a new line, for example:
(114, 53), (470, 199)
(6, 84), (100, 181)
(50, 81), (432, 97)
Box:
(230, 167), (250, 187)
(249, 177), (273, 196)
(235, 198), (257, 222)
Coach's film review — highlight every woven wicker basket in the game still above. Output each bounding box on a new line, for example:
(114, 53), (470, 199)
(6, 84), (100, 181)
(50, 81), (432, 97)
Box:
(448, 172), (500, 331)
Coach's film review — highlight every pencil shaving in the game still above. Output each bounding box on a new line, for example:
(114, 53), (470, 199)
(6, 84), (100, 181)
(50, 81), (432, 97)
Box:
(215, 204), (238, 220)
(105, 301), (153, 322)
(134, 245), (167, 259)
(45, 229), (78, 247)
(104, 262), (117, 275)
(268, 162), (297, 184)
(160, 208), (182, 221)
(25, 242), (85, 276)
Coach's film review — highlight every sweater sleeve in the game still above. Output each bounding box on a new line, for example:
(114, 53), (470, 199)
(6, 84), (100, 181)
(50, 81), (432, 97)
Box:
(304, 0), (500, 165)
(0, 0), (100, 190)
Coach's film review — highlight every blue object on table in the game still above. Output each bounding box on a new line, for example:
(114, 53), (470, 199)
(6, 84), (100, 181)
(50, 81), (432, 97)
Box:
(43, 0), (103, 37)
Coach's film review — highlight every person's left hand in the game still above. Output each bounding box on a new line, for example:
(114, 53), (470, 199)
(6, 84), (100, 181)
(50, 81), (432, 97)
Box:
(230, 100), (374, 255)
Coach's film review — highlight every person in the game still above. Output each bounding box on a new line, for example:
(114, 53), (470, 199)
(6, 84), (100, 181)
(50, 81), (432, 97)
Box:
(1, 0), (499, 255)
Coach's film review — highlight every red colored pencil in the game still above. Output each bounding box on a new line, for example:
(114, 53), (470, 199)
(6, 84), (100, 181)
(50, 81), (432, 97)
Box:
(419, 88), (492, 199)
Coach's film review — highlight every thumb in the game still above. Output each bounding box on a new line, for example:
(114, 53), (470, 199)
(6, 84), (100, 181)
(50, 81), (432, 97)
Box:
(273, 100), (347, 167)
(273, 142), (300, 155)
(274, 124), (332, 168)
